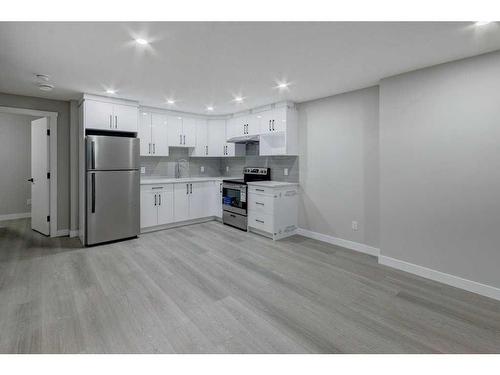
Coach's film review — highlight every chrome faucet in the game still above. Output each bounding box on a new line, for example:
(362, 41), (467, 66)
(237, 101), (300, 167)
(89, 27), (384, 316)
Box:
(175, 159), (189, 178)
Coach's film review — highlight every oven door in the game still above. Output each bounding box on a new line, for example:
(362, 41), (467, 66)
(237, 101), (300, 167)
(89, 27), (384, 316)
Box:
(222, 183), (247, 216)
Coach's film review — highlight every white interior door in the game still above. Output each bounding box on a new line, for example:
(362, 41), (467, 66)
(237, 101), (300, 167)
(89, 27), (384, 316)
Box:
(31, 117), (50, 235)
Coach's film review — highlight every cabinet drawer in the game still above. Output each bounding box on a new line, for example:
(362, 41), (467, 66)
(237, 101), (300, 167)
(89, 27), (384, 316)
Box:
(248, 212), (274, 233)
(248, 193), (274, 215)
(141, 184), (173, 192)
(248, 185), (275, 196)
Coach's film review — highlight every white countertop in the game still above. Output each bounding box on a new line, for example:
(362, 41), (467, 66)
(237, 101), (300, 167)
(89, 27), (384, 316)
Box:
(141, 176), (242, 185)
(247, 181), (299, 188)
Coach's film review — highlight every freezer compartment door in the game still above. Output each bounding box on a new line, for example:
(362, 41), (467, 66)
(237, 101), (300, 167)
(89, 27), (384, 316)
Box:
(86, 170), (140, 245)
(86, 135), (139, 170)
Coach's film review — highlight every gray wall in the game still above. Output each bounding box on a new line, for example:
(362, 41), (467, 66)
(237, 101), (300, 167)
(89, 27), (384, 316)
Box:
(297, 86), (380, 248)
(0, 93), (70, 230)
(0, 112), (38, 216)
(379, 51), (500, 288)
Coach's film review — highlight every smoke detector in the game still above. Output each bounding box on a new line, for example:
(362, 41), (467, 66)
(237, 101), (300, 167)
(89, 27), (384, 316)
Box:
(38, 83), (54, 91)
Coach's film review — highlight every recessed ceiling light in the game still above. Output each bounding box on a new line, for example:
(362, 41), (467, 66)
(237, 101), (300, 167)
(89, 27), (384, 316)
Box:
(167, 99), (175, 105)
(106, 89), (116, 94)
(35, 74), (50, 82)
(234, 96), (244, 103)
(475, 21), (494, 26)
(277, 82), (290, 89)
(177, 117), (182, 120)
(135, 38), (149, 45)
(38, 83), (54, 92)
(206, 106), (214, 111)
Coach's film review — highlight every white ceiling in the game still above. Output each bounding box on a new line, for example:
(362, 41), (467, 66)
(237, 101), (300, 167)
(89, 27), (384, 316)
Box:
(1, 22), (499, 114)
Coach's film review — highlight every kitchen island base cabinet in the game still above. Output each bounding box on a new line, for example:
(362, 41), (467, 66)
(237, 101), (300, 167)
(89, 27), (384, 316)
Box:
(247, 183), (298, 240)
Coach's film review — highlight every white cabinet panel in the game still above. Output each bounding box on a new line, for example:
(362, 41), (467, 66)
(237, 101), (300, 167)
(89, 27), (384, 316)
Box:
(227, 115), (245, 139)
(189, 181), (211, 220)
(247, 113), (261, 136)
(151, 113), (169, 156)
(182, 117), (197, 147)
(259, 133), (286, 156)
(167, 115), (184, 147)
(174, 183), (190, 222)
(140, 189), (158, 228)
(157, 185), (174, 225)
(207, 119), (225, 157)
(192, 119), (208, 156)
(85, 100), (114, 130)
(139, 112), (152, 156)
(114, 104), (138, 132)
(213, 181), (223, 218)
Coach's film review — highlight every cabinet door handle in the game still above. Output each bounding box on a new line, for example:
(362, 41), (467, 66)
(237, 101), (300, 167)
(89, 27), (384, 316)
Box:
(180, 134), (182, 144)
(154, 193), (157, 206)
(110, 115), (113, 128)
(190, 183), (193, 194)
(272, 119), (275, 131)
(153, 143), (156, 154)
(256, 188), (265, 192)
(269, 120), (271, 131)
(256, 202), (264, 206)
(115, 115), (118, 129)
(206, 145), (208, 155)
(183, 135), (186, 145)
(158, 193), (161, 206)
(256, 219), (265, 224)
(149, 143), (151, 154)
(186, 184), (189, 194)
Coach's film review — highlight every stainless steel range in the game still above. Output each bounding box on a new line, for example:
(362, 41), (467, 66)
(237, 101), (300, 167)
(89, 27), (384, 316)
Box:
(222, 167), (271, 230)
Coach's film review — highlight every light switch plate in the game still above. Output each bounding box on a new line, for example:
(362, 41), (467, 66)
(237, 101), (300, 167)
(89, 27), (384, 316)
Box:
(200, 166), (205, 173)
(284, 168), (289, 176)
(226, 166), (229, 172)
(140, 167), (146, 174)
(352, 221), (358, 231)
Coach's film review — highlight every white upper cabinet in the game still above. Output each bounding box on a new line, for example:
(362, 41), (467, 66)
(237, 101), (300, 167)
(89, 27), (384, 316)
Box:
(151, 113), (169, 156)
(259, 104), (298, 156)
(191, 119), (208, 157)
(181, 117), (197, 147)
(207, 119), (226, 157)
(166, 115), (184, 147)
(84, 99), (138, 132)
(226, 115), (246, 139)
(246, 113), (261, 136)
(167, 116), (196, 147)
(139, 112), (169, 156)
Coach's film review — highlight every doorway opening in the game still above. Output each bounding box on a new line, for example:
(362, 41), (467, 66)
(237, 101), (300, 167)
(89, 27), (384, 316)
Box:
(0, 106), (58, 237)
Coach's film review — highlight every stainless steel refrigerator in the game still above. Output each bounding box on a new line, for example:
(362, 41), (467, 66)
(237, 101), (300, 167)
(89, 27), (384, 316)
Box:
(85, 135), (140, 245)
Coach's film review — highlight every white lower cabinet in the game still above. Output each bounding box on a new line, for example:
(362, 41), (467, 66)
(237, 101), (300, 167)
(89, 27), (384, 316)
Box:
(140, 185), (174, 228)
(173, 183), (191, 222)
(173, 181), (214, 223)
(247, 183), (299, 240)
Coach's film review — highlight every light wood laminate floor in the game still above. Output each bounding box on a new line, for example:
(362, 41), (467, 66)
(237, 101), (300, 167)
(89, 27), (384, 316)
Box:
(0, 218), (499, 353)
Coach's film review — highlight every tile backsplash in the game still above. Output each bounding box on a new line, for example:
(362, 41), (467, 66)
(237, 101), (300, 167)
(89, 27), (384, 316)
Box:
(140, 144), (299, 182)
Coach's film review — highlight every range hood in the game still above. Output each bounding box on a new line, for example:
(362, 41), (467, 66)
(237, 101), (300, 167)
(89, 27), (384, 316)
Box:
(226, 134), (260, 143)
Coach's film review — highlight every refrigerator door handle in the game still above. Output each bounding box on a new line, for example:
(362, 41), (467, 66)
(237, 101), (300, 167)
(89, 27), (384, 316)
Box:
(91, 140), (96, 169)
(91, 173), (96, 213)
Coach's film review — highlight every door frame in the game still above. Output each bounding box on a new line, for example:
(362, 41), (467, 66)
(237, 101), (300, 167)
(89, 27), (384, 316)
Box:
(0, 106), (58, 237)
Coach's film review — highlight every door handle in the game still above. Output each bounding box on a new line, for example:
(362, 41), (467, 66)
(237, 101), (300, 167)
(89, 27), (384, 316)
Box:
(110, 115), (112, 128)
(205, 145), (208, 155)
(269, 120), (271, 131)
(186, 183), (189, 194)
(27, 178), (34, 183)
(154, 193), (157, 206)
(91, 173), (95, 213)
(115, 115), (118, 129)
(158, 193), (161, 205)
(272, 119), (275, 131)
(256, 219), (265, 224)
(183, 135), (186, 145)
(190, 183), (193, 194)
(256, 188), (265, 192)
(153, 143), (155, 154)
(256, 202), (264, 206)
(91, 140), (96, 169)
(149, 143), (151, 154)
(180, 134), (182, 144)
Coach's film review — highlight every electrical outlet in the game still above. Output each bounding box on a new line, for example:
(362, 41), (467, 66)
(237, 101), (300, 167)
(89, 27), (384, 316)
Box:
(284, 168), (289, 176)
(352, 221), (358, 231)
(200, 166), (205, 173)
(140, 167), (146, 174)
(226, 166), (229, 172)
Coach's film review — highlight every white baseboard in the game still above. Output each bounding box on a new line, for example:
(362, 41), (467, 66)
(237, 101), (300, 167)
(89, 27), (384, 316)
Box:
(0, 212), (31, 221)
(54, 229), (69, 237)
(69, 230), (79, 238)
(296, 228), (380, 257)
(379, 255), (500, 302)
